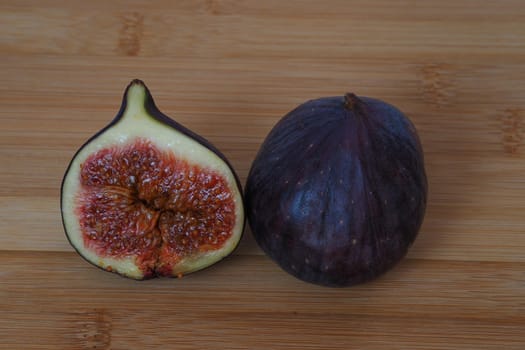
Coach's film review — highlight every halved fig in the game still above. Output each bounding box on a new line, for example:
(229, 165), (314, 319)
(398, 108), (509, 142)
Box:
(61, 80), (245, 280)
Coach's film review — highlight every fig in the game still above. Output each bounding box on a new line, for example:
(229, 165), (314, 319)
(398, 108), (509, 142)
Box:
(61, 79), (244, 280)
(246, 93), (427, 287)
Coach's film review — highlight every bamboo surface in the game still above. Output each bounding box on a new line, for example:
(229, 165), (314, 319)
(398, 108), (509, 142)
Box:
(1, 1), (524, 349)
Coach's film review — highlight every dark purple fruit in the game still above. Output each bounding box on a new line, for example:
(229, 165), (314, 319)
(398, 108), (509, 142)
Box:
(61, 79), (245, 280)
(245, 93), (427, 287)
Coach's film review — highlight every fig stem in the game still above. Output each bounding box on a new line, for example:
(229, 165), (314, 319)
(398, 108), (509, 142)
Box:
(344, 93), (360, 110)
(130, 79), (146, 87)
(344, 93), (369, 117)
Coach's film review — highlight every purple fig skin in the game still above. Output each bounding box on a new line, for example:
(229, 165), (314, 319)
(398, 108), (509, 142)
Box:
(245, 94), (427, 287)
(60, 79), (245, 279)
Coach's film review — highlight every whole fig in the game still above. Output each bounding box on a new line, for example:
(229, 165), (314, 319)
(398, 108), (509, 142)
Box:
(245, 93), (427, 287)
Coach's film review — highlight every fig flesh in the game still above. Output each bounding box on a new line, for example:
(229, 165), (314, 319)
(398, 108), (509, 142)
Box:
(61, 80), (245, 279)
(246, 93), (427, 287)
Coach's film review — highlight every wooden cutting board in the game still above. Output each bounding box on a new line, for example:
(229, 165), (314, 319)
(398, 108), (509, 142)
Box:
(1, 1), (524, 349)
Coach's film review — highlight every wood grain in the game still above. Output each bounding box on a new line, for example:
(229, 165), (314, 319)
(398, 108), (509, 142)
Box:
(1, 1), (524, 349)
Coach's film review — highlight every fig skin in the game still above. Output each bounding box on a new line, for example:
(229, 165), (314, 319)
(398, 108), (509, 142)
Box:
(61, 80), (245, 280)
(245, 93), (427, 287)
